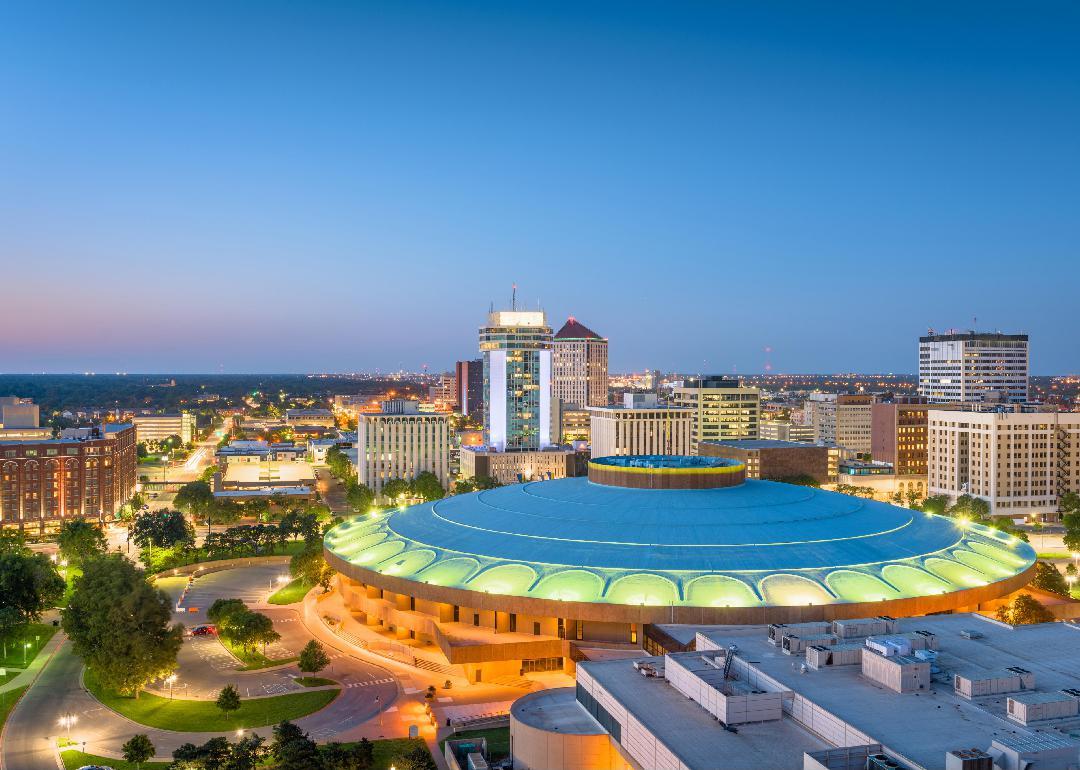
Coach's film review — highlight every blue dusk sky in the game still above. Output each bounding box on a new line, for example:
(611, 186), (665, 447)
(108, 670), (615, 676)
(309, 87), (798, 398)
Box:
(2, 1), (1078, 374)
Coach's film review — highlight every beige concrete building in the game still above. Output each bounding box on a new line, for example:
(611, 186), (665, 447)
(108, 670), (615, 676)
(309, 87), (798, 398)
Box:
(759, 419), (815, 443)
(836, 460), (928, 502)
(671, 377), (760, 452)
(132, 412), (195, 444)
(560, 405), (591, 444)
(588, 393), (692, 458)
(284, 408), (336, 428)
(928, 408), (1080, 521)
(808, 393), (874, 454)
(459, 446), (575, 484)
(553, 317), (608, 408)
(357, 399), (451, 501)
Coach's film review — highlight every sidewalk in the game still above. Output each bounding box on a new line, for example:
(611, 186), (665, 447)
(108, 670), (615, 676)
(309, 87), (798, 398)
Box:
(0, 629), (66, 696)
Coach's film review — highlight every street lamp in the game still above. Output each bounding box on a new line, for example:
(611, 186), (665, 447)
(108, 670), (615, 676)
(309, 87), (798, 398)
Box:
(165, 674), (177, 699)
(23, 642), (31, 665)
(58, 713), (77, 742)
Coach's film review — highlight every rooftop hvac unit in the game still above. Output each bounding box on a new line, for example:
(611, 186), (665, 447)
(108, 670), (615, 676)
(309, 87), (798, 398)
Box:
(945, 748), (992, 770)
(960, 629), (984, 640)
(1062, 688), (1080, 698)
(866, 753), (902, 770)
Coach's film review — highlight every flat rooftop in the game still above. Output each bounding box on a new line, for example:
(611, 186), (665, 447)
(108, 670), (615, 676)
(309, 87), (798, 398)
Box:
(511, 687), (605, 734)
(699, 614), (1080, 770)
(223, 463), (314, 484)
(704, 439), (822, 450)
(580, 655), (827, 769)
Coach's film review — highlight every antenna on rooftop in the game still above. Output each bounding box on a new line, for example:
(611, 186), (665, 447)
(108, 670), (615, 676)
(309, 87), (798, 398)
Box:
(511, 283), (517, 311)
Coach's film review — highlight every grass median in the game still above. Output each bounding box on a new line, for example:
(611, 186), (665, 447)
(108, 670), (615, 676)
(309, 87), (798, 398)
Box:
(0, 685), (28, 734)
(221, 637), (299, 671)
(60, 749), (170, 770)
(84, 669), (339, 731)
(268, 577), (314, 605)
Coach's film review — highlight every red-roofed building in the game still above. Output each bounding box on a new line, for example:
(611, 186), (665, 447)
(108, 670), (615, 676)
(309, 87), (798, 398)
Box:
(553, 316), (609, 409)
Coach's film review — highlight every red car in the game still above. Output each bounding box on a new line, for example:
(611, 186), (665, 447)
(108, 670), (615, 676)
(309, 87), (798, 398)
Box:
(191, 624), (217, 636)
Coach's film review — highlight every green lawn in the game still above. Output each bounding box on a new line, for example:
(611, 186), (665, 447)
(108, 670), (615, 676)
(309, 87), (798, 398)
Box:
(295, 676), (336, 687)
(1038, 551), (1072, 559)
(84, 669), (339, 731)
(268, 577), (313, 605)
(441, 727), (510, 761)
(0, 669), (19, 686)
(61, 749), (170, 770)
(0, 685), (28, 734)
(0, 623), (57, 669)
(62, 565), (83, 606)
(221, 638), (299, 671)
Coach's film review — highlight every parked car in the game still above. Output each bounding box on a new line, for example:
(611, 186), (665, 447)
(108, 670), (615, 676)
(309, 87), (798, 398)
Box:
(191, 624), (217, 636)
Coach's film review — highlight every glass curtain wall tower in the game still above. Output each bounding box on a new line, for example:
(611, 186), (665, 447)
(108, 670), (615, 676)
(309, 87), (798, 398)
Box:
(480, 307), (554, 451)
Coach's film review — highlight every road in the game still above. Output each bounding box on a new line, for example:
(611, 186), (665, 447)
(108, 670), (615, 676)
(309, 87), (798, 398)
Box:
(314, 467), (352, 515)
(0, 563), (401, 767)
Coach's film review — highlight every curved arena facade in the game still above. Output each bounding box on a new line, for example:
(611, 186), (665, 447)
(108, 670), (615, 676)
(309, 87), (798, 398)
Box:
(324, 456), (1035, 680)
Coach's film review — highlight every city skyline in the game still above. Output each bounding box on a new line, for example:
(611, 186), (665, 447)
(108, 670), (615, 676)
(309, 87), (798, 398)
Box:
(3, 2), (1080, 374)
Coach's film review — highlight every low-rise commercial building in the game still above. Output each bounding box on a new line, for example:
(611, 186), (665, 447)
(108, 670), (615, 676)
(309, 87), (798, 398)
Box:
(132, 412), (195, 445)
(0, 424), (137, 532)
(357, 399), (451, 501)
(587, 393), (692, 458)
(758, 419), (815, 443)
(700, 439), (834, 485)
(928, 408), (1080, 521)
(459, 446), (575, 484)
(837, 459), (927, 501)
(511, 614), (1080, 770)
(284, 408), (336, 428)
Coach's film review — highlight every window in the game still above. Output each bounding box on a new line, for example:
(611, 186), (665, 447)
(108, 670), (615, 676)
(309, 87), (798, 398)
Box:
(473, 613), (480, 627)
(452, 605), (460, 622)
(509, 613), (517, 632)
(533, 621), (541, 636)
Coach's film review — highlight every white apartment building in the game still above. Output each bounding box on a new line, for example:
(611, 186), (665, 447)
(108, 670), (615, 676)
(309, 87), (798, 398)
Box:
(552, 317), (609, 408)
(132, 412), (195, 444)
(918, 331), (1029, 403)
(807, 393), (874, 454)
(357, 399), (451, 501)
(928, 408), (1080, 521)
(671, 377), (760, 453)
(588, 393), (692, 458)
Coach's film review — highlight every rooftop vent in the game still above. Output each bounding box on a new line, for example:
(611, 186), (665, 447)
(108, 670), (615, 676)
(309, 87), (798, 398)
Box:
(959, 629), (984, 640)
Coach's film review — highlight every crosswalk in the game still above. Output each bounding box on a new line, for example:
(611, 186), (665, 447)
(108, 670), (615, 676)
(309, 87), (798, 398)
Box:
(345, 677), (394, 689)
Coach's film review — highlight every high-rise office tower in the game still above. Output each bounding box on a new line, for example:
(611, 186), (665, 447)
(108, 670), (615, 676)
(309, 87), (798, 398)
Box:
(455, 359), (484, 417)
(480, 305), (554, 451)
(552, 317), (609, 408)
(918, 331), (1029, 403)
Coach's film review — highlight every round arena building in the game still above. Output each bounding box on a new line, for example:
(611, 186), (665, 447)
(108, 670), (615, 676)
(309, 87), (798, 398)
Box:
(324, 455), (1036, 681)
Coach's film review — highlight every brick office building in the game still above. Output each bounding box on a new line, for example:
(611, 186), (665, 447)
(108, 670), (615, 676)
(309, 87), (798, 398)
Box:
(0, 423), (137, 533)
(699, 439), (834, 485)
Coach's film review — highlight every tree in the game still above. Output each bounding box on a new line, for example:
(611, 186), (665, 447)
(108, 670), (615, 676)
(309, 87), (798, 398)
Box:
(919, 495), (951, 516)
(172, 736), (232, 770)
(0, 606), (22, 661)
(996, 593), (1055, 625)
(131, 510), (195, 550)
(298, 639), (330, 678)
(322, 739), (373, 770)
(1030, 561), (1070, 597)
(207, 598), (248, 625)
(271, 720), (322, 770)
(392, 744), (437, 770)
(411, 471), (445, 502)
(0, 549), (65, 623)
(290, 546), (334, 591)
(222, 610), (280, 653)
(175, 480), (217, 535)
(345, 483), (374, 512)
(380, 478), (410, 502)
(57, 518), (108, 566)
(225, 734), (266, 770)
(122, 734), (155, 769)
(216, 684), (241, 718)
(62, 555), (183, 698)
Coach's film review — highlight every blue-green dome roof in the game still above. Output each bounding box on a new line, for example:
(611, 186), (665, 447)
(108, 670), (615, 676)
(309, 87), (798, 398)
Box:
(324, 478), (1035, 608)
